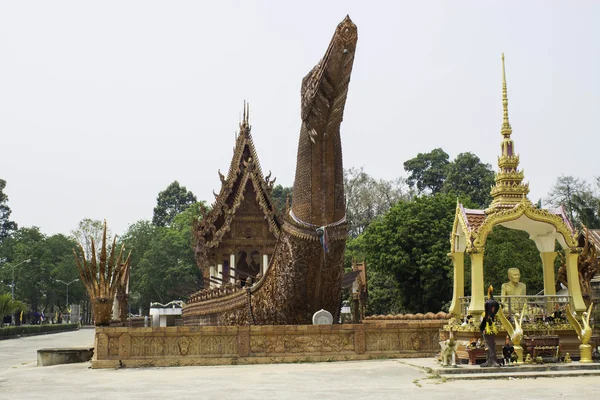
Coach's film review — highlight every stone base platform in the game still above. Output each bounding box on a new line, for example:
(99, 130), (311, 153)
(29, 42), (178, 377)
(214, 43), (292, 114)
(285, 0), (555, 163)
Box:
(443, 327), (593, 363)
(92, 321), (446, 368)
(37, 347), (94, 367)
(400, 357), (600, 380)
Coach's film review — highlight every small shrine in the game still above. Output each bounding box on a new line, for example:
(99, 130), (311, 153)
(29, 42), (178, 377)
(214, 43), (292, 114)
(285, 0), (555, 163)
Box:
(444, 55), (595, 365)
(193, 102), (282, 287)
(448, 54), (585, 319)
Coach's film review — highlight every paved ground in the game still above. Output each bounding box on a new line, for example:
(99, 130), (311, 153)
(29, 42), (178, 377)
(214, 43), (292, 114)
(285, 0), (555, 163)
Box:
(1, 329), (600, 399)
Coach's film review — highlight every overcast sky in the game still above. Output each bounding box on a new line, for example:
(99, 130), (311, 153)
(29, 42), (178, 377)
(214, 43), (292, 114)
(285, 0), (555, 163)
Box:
(1, 1), (599, 237)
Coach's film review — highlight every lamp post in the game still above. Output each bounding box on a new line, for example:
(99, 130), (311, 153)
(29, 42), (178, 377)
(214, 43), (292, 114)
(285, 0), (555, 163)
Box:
(0, 258), (32, 299)
(56, 279), (79, 311)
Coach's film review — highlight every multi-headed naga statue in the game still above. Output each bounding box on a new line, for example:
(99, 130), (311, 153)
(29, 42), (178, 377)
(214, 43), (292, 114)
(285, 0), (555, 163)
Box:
(183, 16), (357, 325)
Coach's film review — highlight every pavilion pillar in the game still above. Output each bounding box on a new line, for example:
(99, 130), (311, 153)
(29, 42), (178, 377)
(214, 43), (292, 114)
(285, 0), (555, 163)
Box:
(262, 254), (269, 275)
(541, 252), (557, 314)
(566, 249), (586, 312)
(448, 252), (465, 317)
(468, 249), (485, 317)
(230, 254), (236, 284)
(209, 266), (216, 288)
(217, 264), (223, 287)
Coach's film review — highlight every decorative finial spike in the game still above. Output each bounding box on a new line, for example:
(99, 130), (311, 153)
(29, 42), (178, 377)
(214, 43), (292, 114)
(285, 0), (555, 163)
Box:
(487, 54), (529, 213)
(501, 53), (511, 137)
(243, 100), (246, 123)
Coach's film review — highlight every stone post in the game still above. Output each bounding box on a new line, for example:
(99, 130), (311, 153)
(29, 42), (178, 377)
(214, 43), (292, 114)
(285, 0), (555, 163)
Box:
(117, 292), (128, 323)
(262, 254), (269, 275)
(209, 266), (216, 288)
(230, 254), (236, 284)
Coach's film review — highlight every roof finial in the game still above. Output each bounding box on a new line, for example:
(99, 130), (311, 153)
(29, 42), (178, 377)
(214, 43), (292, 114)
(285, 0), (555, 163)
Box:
(243, 99), (247, 123)
(501, 53), (512, 137)
(486, 54), (530, 213)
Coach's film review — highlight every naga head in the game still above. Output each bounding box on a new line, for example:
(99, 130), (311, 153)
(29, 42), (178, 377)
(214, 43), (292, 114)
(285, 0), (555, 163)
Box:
(291, 16), (358, 228)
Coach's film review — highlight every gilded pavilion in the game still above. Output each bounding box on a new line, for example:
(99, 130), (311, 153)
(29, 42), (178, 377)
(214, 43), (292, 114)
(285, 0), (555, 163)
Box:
(448, 54), (586, 318)
(193, 103), (282, 287)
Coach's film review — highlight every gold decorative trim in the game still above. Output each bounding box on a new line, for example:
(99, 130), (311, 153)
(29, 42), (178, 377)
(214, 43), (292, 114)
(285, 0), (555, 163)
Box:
(473, 199), (577, 248)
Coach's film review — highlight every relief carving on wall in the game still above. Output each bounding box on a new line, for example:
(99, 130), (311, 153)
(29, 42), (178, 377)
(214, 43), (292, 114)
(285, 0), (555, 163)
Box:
(129, 335), (238, 357)
(249, 333), (354, 354)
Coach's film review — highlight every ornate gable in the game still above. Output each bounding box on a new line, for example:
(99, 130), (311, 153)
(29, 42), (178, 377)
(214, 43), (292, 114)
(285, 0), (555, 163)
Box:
(194, 103), (282, 273)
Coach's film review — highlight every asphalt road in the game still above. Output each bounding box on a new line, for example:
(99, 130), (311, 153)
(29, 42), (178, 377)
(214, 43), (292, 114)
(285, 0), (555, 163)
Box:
(0, 329), (598, 399)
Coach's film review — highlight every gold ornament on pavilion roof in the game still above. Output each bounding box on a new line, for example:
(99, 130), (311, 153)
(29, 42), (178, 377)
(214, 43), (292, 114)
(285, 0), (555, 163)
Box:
(487, 53), (530, 214)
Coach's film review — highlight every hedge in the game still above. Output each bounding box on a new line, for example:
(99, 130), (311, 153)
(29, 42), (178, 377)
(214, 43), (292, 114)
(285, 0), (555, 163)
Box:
(0, 323), (79, 338)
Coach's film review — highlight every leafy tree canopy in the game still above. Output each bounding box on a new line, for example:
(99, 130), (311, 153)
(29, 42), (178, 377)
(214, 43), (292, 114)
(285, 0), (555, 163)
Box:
(403, 148), (450, 195)
(442, 152), (495, 208)
(360, 192), (462, 313)
(482, 225), (544, 295)
(152, 181), (197, 227)
(345, 167), (412, 238)
(0, 294), (26, 326)
(125, 202), (206, 313)
(0, 227), (84, 313)
(271, 184), (292, 213)
(545, 176), (600, 229)
(71, 218), (106, 260)
(0, 179), (17, 243)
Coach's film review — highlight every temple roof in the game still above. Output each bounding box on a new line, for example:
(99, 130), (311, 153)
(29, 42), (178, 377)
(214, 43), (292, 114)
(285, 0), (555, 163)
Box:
(461, 207), (487, 231)
(194, 103), (281, 251)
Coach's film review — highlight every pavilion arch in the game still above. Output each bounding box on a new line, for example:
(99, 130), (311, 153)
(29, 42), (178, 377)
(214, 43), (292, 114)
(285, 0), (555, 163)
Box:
(448, 199), (585, 317)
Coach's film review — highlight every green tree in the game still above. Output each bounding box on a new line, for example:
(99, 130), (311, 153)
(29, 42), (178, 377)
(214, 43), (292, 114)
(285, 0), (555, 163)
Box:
(403, 148), (450, 194)
(545, 176), (593, 228)
(152, 181), (197, 227)
(0, 227), (50, 312)
(46, 234), (85, 311)
(442, 152), (495, 208)
(271, 185), (292, 213)
(483, 226), (544, 295)
(119, 220), (158, 313)
(130, 202), (206, 313)
(71, 219), (106, 260)
(0, 227), (85, 314)
(361, 193), (461, 313)
(572, 189), (600, 229)
(0, 179), (18, 243)
(0, 294), (26, 327)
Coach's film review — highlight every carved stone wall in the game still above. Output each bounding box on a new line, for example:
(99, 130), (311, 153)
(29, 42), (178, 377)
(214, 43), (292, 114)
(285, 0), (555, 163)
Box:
(92, 320), (446, 368)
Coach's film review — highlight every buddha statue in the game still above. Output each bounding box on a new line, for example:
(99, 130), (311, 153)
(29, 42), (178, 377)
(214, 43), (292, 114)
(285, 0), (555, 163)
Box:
(501, 268), (526, 313)
(501, 268), (527, 297)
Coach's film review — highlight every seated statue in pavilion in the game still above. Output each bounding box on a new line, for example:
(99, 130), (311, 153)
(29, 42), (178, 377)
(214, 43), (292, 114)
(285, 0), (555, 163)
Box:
(501, 268), (526, 313)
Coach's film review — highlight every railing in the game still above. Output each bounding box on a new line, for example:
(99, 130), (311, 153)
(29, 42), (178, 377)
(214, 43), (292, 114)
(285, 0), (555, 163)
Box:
(458, 295), (572, 321)
(149, 300), (185, 309)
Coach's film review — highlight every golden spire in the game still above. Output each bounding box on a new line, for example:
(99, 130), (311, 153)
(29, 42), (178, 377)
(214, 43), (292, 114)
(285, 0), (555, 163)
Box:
(486, 54), (530, 214)
(501, 53), (512, 138)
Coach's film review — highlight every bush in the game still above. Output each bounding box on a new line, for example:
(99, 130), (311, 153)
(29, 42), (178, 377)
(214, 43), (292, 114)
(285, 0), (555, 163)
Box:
(0, 323), (78, 338)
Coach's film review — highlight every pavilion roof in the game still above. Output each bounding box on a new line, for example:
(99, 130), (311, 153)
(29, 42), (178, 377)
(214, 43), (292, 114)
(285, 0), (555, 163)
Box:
(453, 200), (579, 252)
(461, 207), (487, 232)
(194, 104), (281, 251)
